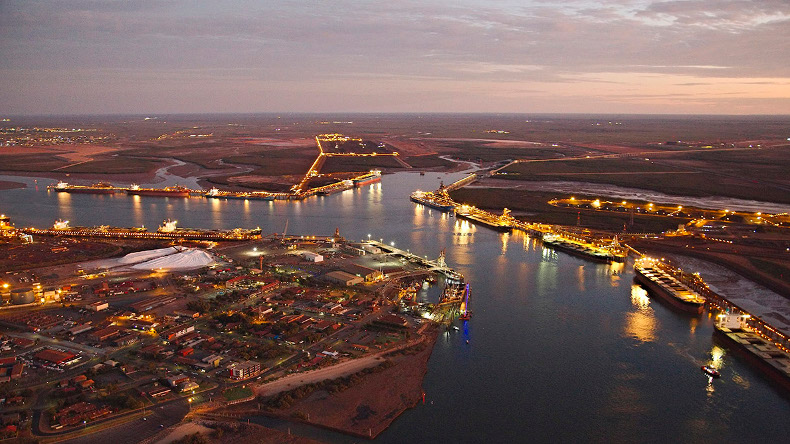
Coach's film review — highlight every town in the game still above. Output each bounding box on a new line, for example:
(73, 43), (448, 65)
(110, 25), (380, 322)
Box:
(0, 226), (461, 441)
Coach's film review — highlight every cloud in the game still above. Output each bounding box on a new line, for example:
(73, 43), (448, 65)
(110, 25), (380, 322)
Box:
(1, 0), (789, 114)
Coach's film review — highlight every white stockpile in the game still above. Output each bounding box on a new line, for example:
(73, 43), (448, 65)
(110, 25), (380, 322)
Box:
(131, 248), (215, 270)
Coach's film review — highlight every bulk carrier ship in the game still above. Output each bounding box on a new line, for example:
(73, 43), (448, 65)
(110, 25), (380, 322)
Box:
(24, 219), (260, 241)
(714, 313), (790, 392)
(126, 184), (191, 198)
(542, 234), (627, 263)
(633, 258), (705, 314)
(204, 188), (275, 201)
(410, 190), (456, 212)
(51, 181), (117, 194)
(352, 170), (382, 187)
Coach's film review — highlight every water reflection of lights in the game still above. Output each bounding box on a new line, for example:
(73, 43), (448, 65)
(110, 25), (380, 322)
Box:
(624, 310), (657, 343)
(132, 195), (143, 226)
(501, 232), (509, 255)
(710, 345), (725, 365)
(210, 197), (221, 225)
(541, 247), (558, 262)
(609, 261), (626, 275)
(453, 220), (474, 245)
(630, 285), (651, 310)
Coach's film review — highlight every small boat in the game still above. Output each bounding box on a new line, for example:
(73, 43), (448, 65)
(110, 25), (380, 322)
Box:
(451, 325), (459, 331)
(701, 365), (721, 378)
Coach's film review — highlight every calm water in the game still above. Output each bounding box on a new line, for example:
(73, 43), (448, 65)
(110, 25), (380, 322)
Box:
(2, 173), (789, 443)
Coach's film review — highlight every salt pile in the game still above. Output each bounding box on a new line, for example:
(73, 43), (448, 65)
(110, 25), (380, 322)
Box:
(118, 247), (180, 264)
(131, 248), (215, 271)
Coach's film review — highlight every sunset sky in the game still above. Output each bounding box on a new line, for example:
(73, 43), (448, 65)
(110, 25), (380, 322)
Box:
(1, 0), (789, 115)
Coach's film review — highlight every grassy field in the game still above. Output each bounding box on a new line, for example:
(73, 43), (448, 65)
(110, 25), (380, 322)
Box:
(748, 257), (790, 282)
(59, 158), (161, 174)
(0, 154), (69, 171)
(403, 154), (456, 169)
(443, 141), (591, 163)
(321, 155), (402, 173)
(498, 151), (790, 204)
(222, 386), (254, 401)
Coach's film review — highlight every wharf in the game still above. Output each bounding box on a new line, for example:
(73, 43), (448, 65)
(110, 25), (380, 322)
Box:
(365, 240), (463, 282)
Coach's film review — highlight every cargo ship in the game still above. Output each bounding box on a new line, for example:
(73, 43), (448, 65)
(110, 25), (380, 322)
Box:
(23, 219), (260, 241)
(157, 219), (261, 239)
(352, 170), (382, 187)
(455, 206), (513, 232)
(410, 191), (456, 212)
(314, 180), (354, 196)
(51, 181), (117, 194)
(714, 313), (790, 392)
(204, 188), (275, 201)
(126, 184), (191, 198)
(541, 233), (623, 263)
(633, 258), (705, 314)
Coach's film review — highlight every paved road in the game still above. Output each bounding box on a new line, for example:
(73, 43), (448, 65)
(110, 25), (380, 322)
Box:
(61, 400), (189, 444)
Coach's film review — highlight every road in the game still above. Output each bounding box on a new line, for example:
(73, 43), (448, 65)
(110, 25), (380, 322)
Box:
(56, 399), (189, 444)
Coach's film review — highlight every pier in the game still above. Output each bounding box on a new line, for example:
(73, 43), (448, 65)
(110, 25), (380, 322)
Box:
(410, 179), (629, 262)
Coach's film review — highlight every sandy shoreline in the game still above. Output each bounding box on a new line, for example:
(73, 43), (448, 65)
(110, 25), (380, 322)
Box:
(213, 324), (440, 440)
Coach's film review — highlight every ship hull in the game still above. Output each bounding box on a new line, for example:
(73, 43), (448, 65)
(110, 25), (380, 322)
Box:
(57, 188), (116, 194)
(713, 327), (790, 392)
(354, 177), (381, 187)
(410, 196), (455, 212)
(542, 239), (613, 263)
(633, 270), (704, 315)
(127, 190), (190, 198)
(456, 213), (512, 232)
(206, 194), (274, 201)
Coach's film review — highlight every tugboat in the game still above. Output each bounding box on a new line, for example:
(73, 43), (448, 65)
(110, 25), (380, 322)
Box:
(701, 365), (721, 378)
(458, 284), (472, 321)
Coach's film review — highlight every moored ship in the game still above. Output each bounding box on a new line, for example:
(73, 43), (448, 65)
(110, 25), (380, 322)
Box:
(352, 170), (382, 187)
(633, 258), (705, 314)
(23, 219), (260, 241)
(541, 233), (623, 263)
(204, 188), (275, 201)
(51, 181), (117, 194)
(455, 206), (514, 232)
(126, 184), (191, 197)
(714, 313), (790, 391)
(410, 191), (456, 212)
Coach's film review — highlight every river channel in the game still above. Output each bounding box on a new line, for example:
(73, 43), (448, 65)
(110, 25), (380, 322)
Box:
(1, 171), (789, 443)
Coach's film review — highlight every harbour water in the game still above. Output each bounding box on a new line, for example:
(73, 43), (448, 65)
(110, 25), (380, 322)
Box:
(1, 171), (789, 443)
